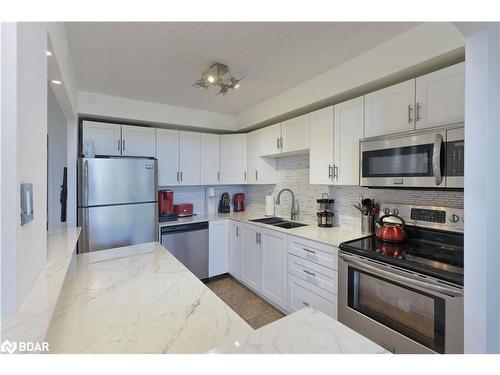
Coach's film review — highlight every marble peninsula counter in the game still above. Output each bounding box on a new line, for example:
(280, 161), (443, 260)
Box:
(45, 241), (386, 354)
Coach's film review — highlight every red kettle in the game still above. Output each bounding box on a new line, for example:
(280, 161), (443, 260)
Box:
(376, 214), (407, 243)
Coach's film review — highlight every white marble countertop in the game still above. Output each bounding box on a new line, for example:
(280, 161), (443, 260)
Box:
(210, 307), (388, 354)
(45, 242), (252, 354)
(158, 210), (363, 248)
(2, 228), (81, 345)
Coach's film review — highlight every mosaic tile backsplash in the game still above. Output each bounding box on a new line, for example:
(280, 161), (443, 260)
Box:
(162, 153), (463, 228)
(245, 154), (464, 227)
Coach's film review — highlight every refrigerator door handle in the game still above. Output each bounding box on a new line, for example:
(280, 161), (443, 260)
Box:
(84, 160), (89, 206)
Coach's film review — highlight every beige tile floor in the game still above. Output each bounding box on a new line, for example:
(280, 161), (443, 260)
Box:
(206, 275), (285, 329)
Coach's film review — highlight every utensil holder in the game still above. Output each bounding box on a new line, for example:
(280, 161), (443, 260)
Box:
(361, 214), (374, 235)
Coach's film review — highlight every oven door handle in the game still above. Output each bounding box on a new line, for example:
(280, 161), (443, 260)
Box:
(339, 253), (463, 298)
(433, 133), (444, 185)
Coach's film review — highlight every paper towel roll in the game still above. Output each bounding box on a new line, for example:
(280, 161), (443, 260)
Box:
(265, 195), (275, 216)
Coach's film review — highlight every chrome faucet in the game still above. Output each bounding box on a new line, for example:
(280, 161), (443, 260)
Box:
(275, 188), (299, 221)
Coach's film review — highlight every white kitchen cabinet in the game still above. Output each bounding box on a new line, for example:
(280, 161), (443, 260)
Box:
(209, 220), (229, 277)
(281, 113), (310, 154)
(200, 133), (220, 185)
(219, 134), (248, 184)
(309, 106), (334, 185)
(178, 131), (201, 185)
(260, 123), (282, 157)
(121, 125), (156, 157)
(247, 129), (277, 185)
(228, 221), (242, 280)
(288, 274), (337, 319)
(260, 227), (288, 311)
(364, 79), (416, 137)
(240, 223), (262, 292)
(415, 62), (465, 129)
(333, 97), (364, 185)
(156, 129), (179, 186)
(82, 121), (122, 156)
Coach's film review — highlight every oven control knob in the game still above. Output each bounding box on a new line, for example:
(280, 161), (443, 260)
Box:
(392, 209), (399, 215)
(383, 208), (390, 215)
(449, 214), (460, 223)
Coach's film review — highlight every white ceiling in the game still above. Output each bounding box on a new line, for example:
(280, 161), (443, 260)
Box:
(66, 22), (418, 114)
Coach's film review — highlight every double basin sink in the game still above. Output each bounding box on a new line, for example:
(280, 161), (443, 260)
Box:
(249, 217), (308, 229)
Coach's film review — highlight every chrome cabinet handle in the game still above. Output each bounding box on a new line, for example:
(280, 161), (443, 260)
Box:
(433, 134), (443, 185)
(334, 165), (339, 181)
(303, 247), (316, 254)
(280, 137), (283, 149)
(339, 253), (463, 297)
(255, 232), (259, 243)
(277, 137), (280, 149)
(328, 164), (332, 179)
(117, 139), (121, 151)
(302, 301), (310, 307)
(303, 269), (316, 277)
(217, 172), (220, 181)
(176, 171), (179, 182)
(180, 171), (183, 182)
(255, 170), (258, 181)
(244, 171), (247, 180)
(408, 105), (413, 124)
(236, 227), (239, 236)
(416, 102), (422, 121)
(122, 139), (125, 151)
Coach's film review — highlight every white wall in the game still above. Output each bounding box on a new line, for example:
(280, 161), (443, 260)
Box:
(0, 22), (48, 317)
(47, 86), (67, 232)
(237, 23), (465, 130)
(78, 91), (238, 131)
(462, 24), (500, 354)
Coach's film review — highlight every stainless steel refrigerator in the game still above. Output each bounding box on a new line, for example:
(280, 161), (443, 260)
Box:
(78, 157), (157, 253)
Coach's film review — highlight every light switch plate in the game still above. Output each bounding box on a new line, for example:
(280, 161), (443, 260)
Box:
(20, 183), (34, 225)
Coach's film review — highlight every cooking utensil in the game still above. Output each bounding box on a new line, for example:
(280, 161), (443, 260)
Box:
(376, 214), (407, 243)
(353, 204), (368, 215)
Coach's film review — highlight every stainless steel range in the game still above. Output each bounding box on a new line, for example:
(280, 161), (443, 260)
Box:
(338, 203), (464, 354)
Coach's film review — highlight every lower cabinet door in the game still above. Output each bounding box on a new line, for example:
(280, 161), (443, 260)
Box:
(288, 274), (337, 319)
(228, 222), (242, 280)
(260, 228), (288, 311)
(209, 220), (228, 277)
(240, 224), (262, 291)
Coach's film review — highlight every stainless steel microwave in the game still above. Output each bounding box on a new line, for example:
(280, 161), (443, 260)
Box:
(360, 124), (464, 189)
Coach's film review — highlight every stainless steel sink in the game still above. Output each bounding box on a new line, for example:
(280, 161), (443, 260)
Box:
(249, 217), (286, 224)
(249, 217), (308, 229)
(272, 221), (308, 229)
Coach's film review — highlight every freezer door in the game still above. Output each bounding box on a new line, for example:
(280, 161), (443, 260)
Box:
(79, 158), (157, 206)
(78, 202), (157, 253)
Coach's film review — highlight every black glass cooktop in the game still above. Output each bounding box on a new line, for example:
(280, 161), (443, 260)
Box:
(339, 226), (464, 285)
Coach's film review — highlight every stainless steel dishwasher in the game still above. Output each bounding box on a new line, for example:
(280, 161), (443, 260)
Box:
(160, 221), (209, 280)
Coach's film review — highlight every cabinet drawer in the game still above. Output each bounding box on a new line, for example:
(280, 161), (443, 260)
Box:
(288, 274), (337, 319)
(287, 235), (338, 270)
(288, 254), (337, 295)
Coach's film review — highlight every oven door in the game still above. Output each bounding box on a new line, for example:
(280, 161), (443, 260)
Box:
(360, 130), (446, 188)
(338, 251), (463, 354)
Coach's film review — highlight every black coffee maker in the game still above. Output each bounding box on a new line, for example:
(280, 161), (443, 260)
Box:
(218, 192), (231, 213)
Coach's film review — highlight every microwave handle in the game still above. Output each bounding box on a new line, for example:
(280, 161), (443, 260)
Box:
(433, 133), (443, 185)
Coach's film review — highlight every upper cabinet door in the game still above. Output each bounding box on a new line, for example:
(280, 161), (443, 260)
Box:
(156, 129), (179, 186)
(334, 97), (364, 186)
(309, 106), (334, 185)
(121, 125), (156, 157)
(82, 121), (122, 156)
(179, 131), (201, 186)
(247, 130), (260, 184)
(260, 123), (282, 157)
(281, 114), (310, 154)
(219, 134), (248, 184)
(364, 79), (416, 137)
(200, 133), (220, 185)
(415, 62), (465, 130)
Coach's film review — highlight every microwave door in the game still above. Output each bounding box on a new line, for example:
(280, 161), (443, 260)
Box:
(360, 131), (446, 188)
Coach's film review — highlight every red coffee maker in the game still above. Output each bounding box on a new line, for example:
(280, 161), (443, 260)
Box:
(159, 190), (177, 222)
(233, 193), (245, 212)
